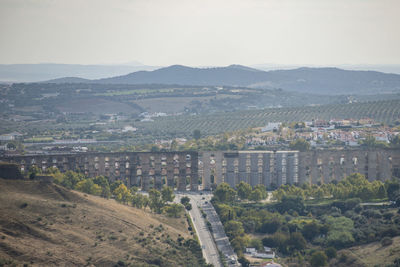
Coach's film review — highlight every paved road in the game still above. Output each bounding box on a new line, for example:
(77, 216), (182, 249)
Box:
(195, 194), (239, 267)
(176, 193), (222, 267)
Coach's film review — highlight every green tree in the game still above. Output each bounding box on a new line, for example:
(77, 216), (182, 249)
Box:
(214, 182), (236, 203)
(325, 247), (337, 259)
(248, 238), (263, 251)
(110, 180), (123, 193)
(302, 221), (321, 241)
(254, 184), (268, 199)
(180, 196), (190, 206)
(193, 129), (201, 140)
(148, 188), (164, 213)
(224, 220), (245, 239)
(288, 232), (306, 252)
(161, 186), (175, 203)
(61, 171), (84, 189)
(391, 135), (400, 147)
(164, 203), (184, 218)
(386, 179), (400, 201)
(276, 195), (305, 214)
(237, 182), (252, 200)
(310, 251), (328, 267)
(249, 188), (263, 202)
(289, 138), (310, 152)
(113, 184), (131, 204)
(376, 184), (387, 199)
(75, 179), (95, 194)
(90, 183), (102, 196)
(28, 165), (41, 179)
(93, 176), (111, 198)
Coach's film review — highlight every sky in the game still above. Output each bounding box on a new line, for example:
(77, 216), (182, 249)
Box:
(0, 0), (399, 66)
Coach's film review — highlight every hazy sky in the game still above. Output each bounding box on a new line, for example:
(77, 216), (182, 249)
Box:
(0, 0), (399, 66)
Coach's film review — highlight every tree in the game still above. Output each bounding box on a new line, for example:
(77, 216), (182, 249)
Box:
(254, 184), (268, 199)
(75, 179), (95, 194)
(386, 179), (400, 201)
(260, 217), (281, 234)
(193, 129), (201, 140)
(391, 135), (400, 147)
(110, 180), (123, 193)
(61, 171), (84, 189)
(164, 203), (184, 218)
(214, 183), (236, 203)
(325, 247), (337, 259)
(302, 221), (321, 241)
(93, 176), (111, 198)
(90, 184), (102, 196)
(310, 251), (328, 267)
(238, 256), (250, 267)
(180, 196), (190, 206)
(28, 165), (41, 180)
(237, 182), (252, 200)
(113, 184), (131, 204)
(215, 203), (236, 223)
(248, 238), (263, 251)
(288, 232), (306, 251)
(275, 195), (305, 215)
(249, 188), (263, 202)
(161, 186), (175, 203)
(224, 220), (245, 239)
(148, 188), (164, 213)
(376, 184), (387, 199)
(289, 138), (310, 152)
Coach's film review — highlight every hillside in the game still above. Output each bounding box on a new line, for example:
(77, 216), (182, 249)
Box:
(43, 65), (400, 95)
(134, 99), (400, 140)
(0, 63), (158, 82)
(335, 236), (400, 267)
(0, 179), (205, 266)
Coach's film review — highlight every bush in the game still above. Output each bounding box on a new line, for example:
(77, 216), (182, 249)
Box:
(325, 247), (337, 259)
(310, 251), (328, 267)
(381, 237), (393, 247)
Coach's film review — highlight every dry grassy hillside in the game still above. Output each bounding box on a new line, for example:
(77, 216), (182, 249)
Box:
(0, 178), (205, 267)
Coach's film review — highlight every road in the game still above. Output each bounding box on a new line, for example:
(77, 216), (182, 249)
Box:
(176, 193), (223, 267)
(195, 194), (239, 267)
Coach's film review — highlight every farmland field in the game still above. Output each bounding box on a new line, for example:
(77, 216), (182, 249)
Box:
(136, 99), (400, 138)
(132, 95), (241, 113)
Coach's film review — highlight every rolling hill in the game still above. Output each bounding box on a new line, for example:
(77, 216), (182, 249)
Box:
(0, 63), (158, 82)
(42, 65), (400, 95)
(0, 178), (206, 266)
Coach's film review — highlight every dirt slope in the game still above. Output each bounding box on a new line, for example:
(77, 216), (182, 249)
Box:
(0, 179), (204, 266)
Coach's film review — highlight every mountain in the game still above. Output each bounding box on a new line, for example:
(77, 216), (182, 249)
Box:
(41, 64), (400, 95)
(94, 64), (265, 86)
(252, 63), (400, 75)
(0, 63), (159, 82)
(44, 76), (91, 83)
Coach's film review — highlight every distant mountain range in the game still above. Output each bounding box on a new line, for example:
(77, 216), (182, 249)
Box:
(43, 64), (400, 95)
(0, 63), (159, 82)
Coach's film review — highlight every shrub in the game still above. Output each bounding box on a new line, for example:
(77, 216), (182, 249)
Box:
(381, 237), (393, 247)
(325, 247), (337, 259)
(310, 251), (328, 267)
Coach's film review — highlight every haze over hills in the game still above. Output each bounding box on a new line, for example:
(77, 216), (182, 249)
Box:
(0, 63), (159, 82)
(252, 63), (400, 75)
(43, 64), (400, 95)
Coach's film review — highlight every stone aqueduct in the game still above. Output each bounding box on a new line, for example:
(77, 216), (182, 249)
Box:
(1, 152), (199, 191)
(1, 149), (400, 191)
